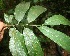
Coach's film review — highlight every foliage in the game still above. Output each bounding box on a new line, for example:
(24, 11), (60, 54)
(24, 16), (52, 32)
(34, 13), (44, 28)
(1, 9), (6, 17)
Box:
(44, 15), (70, 25)
(4, 2), (46, 56)
(2, 1), (70, 56)
(0, 0), (4, 10)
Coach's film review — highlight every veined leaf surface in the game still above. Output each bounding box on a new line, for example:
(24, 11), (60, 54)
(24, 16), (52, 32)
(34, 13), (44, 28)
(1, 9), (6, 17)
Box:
(38, 26), (70, 52)
(27, 6), (47, 23)
(23, 28), (44, 56)
(14, 2), (30, 22)
(9, 28), (28, 56)
(44, 15), (70, 26)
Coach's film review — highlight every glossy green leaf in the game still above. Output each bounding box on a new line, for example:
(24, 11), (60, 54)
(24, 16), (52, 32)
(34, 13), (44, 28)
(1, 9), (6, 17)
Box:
(14, 2), (30, 22)
(44, 15), (70, 26)
(27, 6), (47, 23)
(4, 13), (13, 23)
(9, 28), (28, 56)
(23, 28), (44, 56)
(38, 26), (70, 52)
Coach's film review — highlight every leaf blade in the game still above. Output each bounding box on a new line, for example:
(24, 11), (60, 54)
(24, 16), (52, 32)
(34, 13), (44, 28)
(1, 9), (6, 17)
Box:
(27, 6), (47, 23)
(9, 28), (28, 56)
(23, 28), (44, 56)
(14, 2), (30, 22)
(38, 26), (70, 52)
(44, 15), (70, 26)
(4, 13), (13, 23)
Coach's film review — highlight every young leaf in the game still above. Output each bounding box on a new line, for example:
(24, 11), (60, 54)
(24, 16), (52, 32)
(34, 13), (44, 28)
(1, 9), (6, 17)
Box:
(44, 15), (70, 26)
(27, 6), (47, 23)
(14, 2), (30, 23)
(4, 13), (13, 23)
(9, 28), (28, 56)
(23, 28), (44, 56)
(38, 26), (70, 52)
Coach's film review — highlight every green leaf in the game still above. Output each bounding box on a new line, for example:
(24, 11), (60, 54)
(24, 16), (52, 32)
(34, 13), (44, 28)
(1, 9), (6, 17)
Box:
(33, 0), (39, 3)
(14, 2), (30, 23)
(0, 0), (4, 10)
(23, 28), (44, 56)
(27, 6), (47, 23)
(4, 13), (13, 23)
(9, 28), (28, 56)
(44, 15), (70, 26)
(38, 26), (70, 52)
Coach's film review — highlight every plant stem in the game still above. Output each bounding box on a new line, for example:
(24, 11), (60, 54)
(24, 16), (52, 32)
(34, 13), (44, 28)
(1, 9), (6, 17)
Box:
(4, 24), (43, 28)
